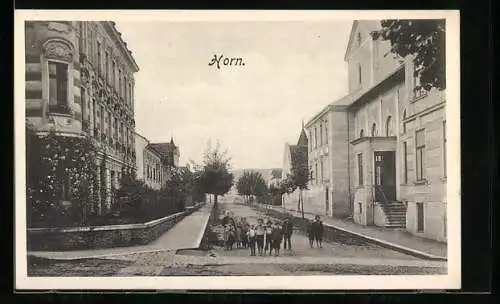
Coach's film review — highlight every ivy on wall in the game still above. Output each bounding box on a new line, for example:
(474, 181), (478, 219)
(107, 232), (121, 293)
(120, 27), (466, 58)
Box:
(26, 125), (99, 227)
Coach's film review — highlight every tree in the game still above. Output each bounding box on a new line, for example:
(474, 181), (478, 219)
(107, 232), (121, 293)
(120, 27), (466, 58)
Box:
(236, 170), (252, 203)
(371, 19), (446, 92)
(271, 168), (283, 180)
(236, 170), (268, 204)
(290, 148), (309, 218)
(195, 141), (234, 206)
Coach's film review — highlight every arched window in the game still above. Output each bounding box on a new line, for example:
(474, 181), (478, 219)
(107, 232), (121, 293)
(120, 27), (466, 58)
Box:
(386, 116), (394, 136)
(371, 123), (377, 137)
(359, 129), (365, 138)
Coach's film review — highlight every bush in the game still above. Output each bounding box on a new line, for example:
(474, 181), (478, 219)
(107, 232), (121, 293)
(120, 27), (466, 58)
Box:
(26, 127), (98, 228)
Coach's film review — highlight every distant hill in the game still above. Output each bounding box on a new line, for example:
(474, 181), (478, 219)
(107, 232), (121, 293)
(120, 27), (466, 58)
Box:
(229, 168), (282, 195)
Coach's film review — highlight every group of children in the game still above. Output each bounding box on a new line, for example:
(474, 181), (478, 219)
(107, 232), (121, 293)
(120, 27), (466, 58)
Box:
(306, 215), (325, 248)
(222, 216), (294, 257)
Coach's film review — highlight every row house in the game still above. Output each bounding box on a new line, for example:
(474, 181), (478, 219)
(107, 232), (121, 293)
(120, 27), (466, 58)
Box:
(24, 21), (140, 215)
(297, 20), (447, 243)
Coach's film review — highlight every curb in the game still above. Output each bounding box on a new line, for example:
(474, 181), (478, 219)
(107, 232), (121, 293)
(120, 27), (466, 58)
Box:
(252, 204), (447, 261)
(194, 203), (213, 249)
(27, 248), (175, 261)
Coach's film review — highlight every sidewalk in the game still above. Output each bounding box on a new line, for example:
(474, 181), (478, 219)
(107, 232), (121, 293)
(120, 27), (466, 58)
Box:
(259, 204), (447, 260)
(29, 202), (214, 260)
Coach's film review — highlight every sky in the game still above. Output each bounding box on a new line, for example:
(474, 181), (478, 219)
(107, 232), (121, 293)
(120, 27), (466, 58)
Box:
(114, 20), (353, 170)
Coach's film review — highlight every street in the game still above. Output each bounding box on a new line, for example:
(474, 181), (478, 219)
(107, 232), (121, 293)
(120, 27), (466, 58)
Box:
(210, 198), (420, 260)
(28, 196), (447, 276)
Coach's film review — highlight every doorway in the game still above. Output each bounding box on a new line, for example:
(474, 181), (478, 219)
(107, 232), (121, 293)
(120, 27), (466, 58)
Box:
(374, 151), (396, 202)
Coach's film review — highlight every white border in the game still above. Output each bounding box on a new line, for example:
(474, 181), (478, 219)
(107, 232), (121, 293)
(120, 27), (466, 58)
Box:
(15, 10), (461, 290)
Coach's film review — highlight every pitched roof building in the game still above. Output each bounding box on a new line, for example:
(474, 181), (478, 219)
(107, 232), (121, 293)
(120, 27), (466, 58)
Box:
(281, 126), (309, 180)
(148, 137), (180, 168)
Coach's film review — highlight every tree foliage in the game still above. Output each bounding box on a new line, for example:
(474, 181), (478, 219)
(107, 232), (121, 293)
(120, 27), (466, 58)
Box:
(194, 141), (234, 204)
(236, 170), (268, 199)
(371, 19), (446, 91)
(290, 148), (309, 191)
(271, 168), (283, 179)
(26, 126), (99, 227)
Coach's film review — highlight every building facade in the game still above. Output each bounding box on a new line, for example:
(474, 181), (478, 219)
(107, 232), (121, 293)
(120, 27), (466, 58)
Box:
(299, 20), (447, 242)
(25, 21), (139, 214)
(135, 133), (165, 190)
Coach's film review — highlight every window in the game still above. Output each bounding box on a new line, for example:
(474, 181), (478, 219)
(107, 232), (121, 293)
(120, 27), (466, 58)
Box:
(128, 82), (132, 106)
(417, 202), (424, 232)
(118, 69), (122, 97)
(357, 32), (361, 46)
(358, 202), (362, 214)
(60, 176), (71, 201)
(415, 129), (426, 181)
(403, 141), (408, 184)
(413, 64), (428, 100)
(402, 109), (407, 134)
(110, 171), (115, 191)
(314, 127), (318, 148)
(358, 63), (362, 85)
(121, 122), (124, 143)
(112, 61), (116, 89)
(48, 61), (69, 112)
(309, 131), (312, 151)
(319, 122), (323, 146)
(320, 160), (324, 182)
(324, 120), (328, 144)
(443, 120), (447, 177)
(97, 41), (101, 75)
(357, 153), (363, 185)
(124, 75), (127, 100)
(371, 123), (377, 137)
(359, 129), (364, 138)
(108, 112), (112, 139)
(113, 117), (118, 139)
(315, 163), (318, 183)
(386, 116), (393, 136)
(105, 51), (110, 83)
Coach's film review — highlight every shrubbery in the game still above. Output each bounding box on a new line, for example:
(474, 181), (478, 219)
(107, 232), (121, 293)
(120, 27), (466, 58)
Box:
(26, 125), (204, 228)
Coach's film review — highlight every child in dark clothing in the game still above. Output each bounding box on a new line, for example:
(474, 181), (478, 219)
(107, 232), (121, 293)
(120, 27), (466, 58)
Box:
(306, 220), (315, 248)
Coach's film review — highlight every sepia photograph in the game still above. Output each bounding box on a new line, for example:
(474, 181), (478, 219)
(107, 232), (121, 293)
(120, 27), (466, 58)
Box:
(15, 10), (461, 290)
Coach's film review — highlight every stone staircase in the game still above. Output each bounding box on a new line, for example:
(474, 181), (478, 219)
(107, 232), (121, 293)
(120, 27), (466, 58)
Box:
(379, 201), (407, 228)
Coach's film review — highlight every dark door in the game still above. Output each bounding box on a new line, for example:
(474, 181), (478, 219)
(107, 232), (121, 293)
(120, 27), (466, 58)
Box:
(374, 151), (396, 202)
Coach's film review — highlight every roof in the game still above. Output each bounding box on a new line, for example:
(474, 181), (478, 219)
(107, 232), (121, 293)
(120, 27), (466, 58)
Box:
(297, 128), (308, 146)
(344, 20), (360, 62)
(148, 142), (178, 158)
(306, 63), (405, 127)
(102, 21), (140, 73)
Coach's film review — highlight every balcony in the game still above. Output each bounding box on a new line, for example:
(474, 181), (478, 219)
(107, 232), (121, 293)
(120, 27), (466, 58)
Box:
(48, 104), (71, 115)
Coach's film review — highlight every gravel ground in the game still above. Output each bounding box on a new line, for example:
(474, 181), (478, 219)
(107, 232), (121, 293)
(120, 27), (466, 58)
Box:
(27, 257), (134, 276)
(212, 202), (419, 260)
(159, 263), (446, 276)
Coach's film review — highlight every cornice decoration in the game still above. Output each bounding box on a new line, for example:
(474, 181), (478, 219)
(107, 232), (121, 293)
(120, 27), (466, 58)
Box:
(42, 39), (75, 62)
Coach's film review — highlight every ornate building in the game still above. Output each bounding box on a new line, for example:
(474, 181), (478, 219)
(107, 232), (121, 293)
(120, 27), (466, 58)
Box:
(25, 21), (139, 214)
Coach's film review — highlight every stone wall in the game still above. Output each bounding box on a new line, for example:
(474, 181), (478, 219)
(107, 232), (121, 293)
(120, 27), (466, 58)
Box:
(27, 203), (204, 251)
(253, 204), (375, 246)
